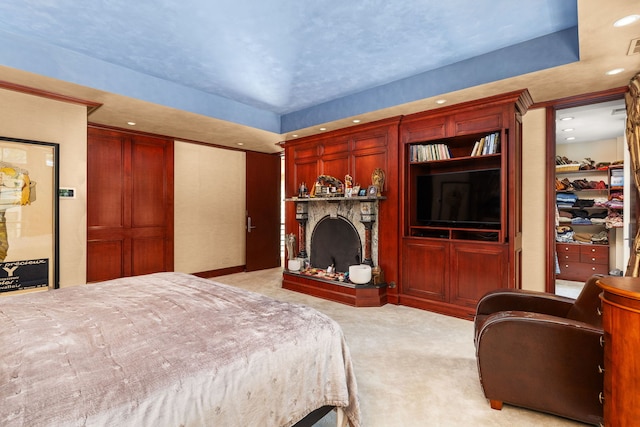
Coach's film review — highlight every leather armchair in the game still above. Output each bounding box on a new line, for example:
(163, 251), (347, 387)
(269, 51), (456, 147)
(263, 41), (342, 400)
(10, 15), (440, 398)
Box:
(474, 275), (604, 426)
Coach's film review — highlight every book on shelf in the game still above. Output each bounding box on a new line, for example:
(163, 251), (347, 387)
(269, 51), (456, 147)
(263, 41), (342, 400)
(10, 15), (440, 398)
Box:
(410, 143), (451, 162)
(471, 132), (500, 156)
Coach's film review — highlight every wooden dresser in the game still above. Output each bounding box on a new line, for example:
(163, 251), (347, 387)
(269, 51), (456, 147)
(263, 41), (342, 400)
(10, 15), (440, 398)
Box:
(596, 277), (640, 426)
(557, 243), (609, 282)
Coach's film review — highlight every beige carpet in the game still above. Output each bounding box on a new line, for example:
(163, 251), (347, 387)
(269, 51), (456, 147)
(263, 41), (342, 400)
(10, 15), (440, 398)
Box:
(212, 268), (586, 427)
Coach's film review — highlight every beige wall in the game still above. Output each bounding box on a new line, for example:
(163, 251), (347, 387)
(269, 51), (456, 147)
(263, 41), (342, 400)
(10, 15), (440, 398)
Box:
(521, 108), (548, 292)
(0, 88), (88, 287)
(174, 141), (246, 273)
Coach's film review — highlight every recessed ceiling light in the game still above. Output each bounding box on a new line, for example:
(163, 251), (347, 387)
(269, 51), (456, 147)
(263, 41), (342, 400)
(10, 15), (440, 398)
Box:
(319, 127), (327, 131)
(614, 14), (640, 27)
(562, 128), (574, 132)
(435, 99), (447, 104)
(606, 68), (625, 75)
(560, 116), (574, 121)
(352, 119), (361, 123)
(565, 136), (576, 141)
(237, 142), (244, 146)
(291, 134), (298, 138)
(127, 121), (136, 126)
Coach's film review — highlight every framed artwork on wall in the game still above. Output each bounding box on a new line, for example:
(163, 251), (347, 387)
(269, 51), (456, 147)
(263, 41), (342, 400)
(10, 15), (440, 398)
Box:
(0, 136), (59, 293)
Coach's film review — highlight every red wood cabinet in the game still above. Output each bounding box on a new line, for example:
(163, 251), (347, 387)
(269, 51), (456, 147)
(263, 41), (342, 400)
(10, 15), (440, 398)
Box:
(87, 126), (174, 282)
(399, 90), (532, 319)
(282, 117), (401, 304)
(557, 243), (609, 281)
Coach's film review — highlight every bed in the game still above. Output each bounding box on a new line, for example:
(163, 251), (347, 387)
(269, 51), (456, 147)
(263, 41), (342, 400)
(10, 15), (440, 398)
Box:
(0, 272), (361, 427)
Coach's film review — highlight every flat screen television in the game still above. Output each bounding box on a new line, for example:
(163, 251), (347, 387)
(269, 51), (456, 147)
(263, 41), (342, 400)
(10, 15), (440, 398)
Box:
(416, 168), (501, 228)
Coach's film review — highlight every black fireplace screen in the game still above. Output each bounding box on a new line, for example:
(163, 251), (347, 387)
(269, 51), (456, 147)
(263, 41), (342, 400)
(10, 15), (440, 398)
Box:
(310, 216), (361, 273)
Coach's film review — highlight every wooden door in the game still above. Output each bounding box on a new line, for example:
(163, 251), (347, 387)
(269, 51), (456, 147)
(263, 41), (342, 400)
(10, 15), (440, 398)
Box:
(245, 151), (281, 271)
(87, 126), (174, 282)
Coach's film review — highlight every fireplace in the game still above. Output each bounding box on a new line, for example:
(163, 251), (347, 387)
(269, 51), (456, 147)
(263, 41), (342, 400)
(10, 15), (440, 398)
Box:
(283, 196), (387, 307)
(310, 215), (361, 272)
(303, 199), (379, 272)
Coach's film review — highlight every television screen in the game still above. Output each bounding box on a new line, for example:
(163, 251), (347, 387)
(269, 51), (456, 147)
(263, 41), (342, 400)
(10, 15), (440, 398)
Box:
(416, 168), (501, 228)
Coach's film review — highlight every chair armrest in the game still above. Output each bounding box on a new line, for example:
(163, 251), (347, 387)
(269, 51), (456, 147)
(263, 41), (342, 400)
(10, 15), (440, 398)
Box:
(475, 289), (575, 318)
(476, 311), (604, 425)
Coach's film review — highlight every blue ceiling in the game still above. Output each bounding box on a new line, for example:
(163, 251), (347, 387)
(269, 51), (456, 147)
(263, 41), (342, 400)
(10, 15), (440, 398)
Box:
(0, 1), (578, 133)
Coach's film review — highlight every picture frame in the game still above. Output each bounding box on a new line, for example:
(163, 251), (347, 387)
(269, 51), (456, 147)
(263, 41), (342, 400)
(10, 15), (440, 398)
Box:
(358, 188), (367, 197)
(0, 136), (59, 293)
(367, 185), (378, 197)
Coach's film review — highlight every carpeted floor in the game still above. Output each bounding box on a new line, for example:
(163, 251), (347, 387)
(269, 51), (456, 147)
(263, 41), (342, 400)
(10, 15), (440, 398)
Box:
(212, 268), (587, 427)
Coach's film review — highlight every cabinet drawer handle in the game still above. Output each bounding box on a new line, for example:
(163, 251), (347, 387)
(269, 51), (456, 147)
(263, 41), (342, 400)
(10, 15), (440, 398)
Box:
(600, 335), (605, 347)
(599, 392), (604, 404)
(565, 264), (569, 268)
(598, 365), (605, 374)
(592, 258), (596, 261)
(592, 267), (597, 271)
(591, 248), (596, 252)
(564, 247), (569, 251)
(597, 307), (602, 315)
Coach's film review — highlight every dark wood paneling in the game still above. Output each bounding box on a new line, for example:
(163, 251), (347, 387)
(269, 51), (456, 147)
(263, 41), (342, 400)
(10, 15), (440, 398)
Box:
(87, 132), (125, 228)
(87, 126), (173, 282)
(283, 117), (402, 304)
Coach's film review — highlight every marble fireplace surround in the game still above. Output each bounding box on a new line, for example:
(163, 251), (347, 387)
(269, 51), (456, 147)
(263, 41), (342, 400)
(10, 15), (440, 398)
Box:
(302, 198), (379, 272)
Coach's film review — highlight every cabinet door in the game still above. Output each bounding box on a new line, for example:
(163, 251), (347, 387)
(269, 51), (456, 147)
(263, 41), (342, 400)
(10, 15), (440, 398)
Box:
(449, 242), (507, 307)
(452, 106), (504, 136)
(402, 239), (448, 301)
(87, 128), (174, 282)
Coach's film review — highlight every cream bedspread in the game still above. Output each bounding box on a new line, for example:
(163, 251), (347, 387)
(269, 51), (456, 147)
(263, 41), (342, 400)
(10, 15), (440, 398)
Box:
(0, 272), (360, 426)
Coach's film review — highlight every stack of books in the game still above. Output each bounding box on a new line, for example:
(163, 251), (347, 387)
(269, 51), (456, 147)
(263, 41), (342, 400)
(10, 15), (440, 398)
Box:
(409, 143), (451, 162)
(470, 132), (500, 156)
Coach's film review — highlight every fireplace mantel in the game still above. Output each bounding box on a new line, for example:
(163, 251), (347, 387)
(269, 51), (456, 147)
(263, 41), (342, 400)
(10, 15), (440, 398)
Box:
(285, 196), (386, 202)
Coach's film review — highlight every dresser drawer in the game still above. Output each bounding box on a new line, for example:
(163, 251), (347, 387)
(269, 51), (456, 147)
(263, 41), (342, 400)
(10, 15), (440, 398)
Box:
(557, 244), (580, 255)
(580, 252), (608, 265)
(558, 252), (580, 262)
(580, 245), (608, 257)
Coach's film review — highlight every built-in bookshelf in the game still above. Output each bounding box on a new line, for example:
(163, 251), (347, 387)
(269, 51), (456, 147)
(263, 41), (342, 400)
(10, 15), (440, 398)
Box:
(470, 131), (500, 156)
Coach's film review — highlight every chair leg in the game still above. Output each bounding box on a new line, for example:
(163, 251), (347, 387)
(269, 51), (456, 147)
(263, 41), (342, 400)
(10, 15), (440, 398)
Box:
(490, 400), (503, 410)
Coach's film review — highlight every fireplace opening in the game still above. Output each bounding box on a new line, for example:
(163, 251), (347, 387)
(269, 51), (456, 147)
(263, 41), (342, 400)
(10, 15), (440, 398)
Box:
(310, 216), (361, 273)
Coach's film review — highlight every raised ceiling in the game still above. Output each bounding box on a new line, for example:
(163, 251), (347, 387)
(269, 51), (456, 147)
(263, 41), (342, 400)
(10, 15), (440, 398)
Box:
(0, 0), (637, 153)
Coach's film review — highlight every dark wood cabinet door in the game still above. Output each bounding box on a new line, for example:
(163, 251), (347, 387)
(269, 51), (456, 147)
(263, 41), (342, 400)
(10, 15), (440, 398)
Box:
(449, 242), (506, 307)
(402, 238), (448, 301)
(87, 127), (173, 282)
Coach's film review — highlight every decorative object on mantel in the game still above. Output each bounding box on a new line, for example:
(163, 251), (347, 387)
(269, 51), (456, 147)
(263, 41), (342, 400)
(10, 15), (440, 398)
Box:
(371, 168), (385, 197)
(310, 175), (344, 197)
(297, 182), (309, 198)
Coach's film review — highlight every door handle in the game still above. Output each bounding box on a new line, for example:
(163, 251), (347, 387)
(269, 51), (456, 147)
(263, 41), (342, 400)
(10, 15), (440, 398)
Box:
(247, 216), (257, 233)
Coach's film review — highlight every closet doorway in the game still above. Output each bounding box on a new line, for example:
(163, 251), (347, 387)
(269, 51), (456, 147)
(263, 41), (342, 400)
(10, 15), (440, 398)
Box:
(547, 89), (631, 296)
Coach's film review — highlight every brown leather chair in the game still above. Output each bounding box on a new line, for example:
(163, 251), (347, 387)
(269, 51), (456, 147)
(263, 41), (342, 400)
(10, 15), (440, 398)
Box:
(474, 275), (604, 426)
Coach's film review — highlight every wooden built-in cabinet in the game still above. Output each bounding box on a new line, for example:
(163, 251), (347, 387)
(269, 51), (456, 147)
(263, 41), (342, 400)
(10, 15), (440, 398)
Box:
(281, 91), (532, 316)
(282, 117), (401, 305)
(399, 90), (532, 319)
(87, 126), (174, 282)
